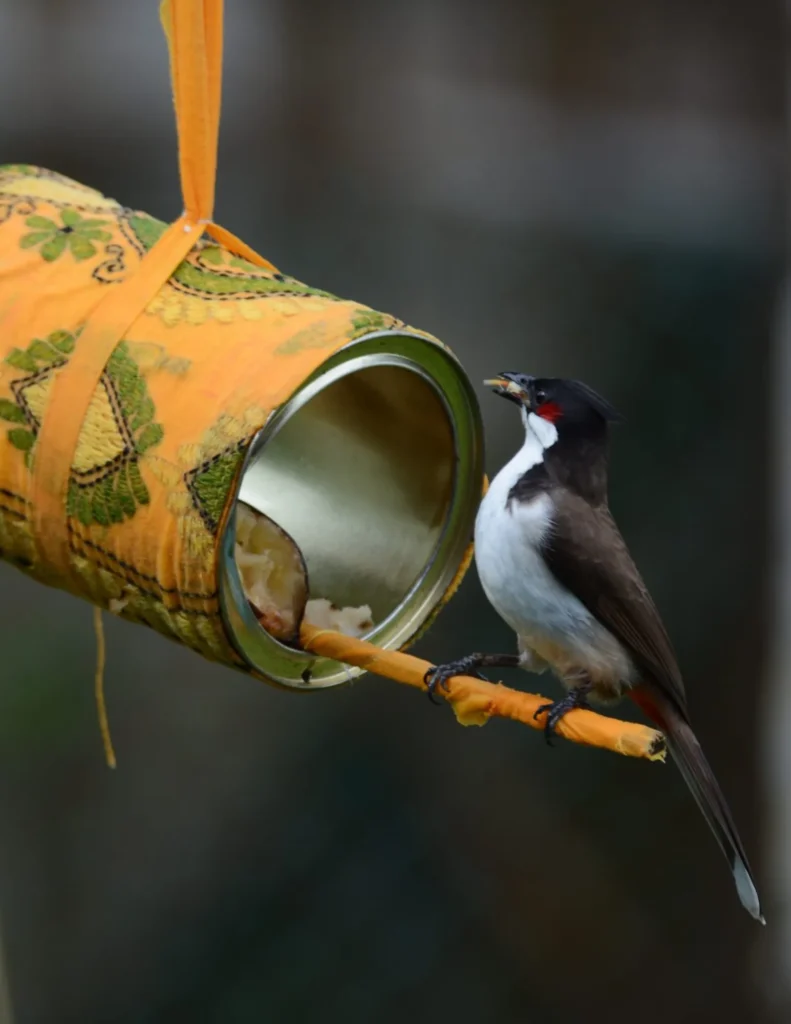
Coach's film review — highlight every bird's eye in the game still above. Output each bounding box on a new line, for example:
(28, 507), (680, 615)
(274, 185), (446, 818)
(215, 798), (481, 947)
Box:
(534, 388), (548, 405)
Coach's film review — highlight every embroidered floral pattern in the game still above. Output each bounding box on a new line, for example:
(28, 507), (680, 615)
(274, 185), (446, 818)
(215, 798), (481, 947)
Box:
(20, 209), (111, 262)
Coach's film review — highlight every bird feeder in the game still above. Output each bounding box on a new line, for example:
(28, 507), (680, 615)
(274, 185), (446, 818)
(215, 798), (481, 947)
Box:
(0, 0), (664, 763)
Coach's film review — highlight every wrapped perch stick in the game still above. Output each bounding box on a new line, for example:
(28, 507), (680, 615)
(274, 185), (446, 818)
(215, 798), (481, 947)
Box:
(300, 623), (667, 761)
(233, 497), (663, 760)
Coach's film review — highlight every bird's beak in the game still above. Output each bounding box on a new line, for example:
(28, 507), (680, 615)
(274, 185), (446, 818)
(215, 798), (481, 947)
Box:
(483, 373), (530, 407)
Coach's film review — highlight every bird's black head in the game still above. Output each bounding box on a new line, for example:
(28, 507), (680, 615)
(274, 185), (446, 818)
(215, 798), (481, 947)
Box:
(484, 372), (623, 434)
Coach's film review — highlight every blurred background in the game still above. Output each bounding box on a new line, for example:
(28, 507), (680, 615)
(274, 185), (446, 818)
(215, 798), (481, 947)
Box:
(0, 1), (786, 1021)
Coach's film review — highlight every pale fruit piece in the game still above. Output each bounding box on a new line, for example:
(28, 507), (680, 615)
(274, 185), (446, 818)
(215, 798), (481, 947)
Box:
(234, 501), (308, 643)
(234, 502), (376, 645)
(303, 597), (373, 639)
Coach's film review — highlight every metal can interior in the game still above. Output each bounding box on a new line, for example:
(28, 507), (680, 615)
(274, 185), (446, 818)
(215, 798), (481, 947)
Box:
(217, 331), (484, 689)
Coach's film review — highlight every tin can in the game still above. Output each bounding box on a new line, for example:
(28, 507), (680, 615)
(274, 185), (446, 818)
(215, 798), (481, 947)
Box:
(218, 330), (484, 689)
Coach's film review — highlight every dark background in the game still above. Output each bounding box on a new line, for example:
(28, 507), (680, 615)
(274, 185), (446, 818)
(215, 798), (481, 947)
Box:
(0, 1), (786, 1021)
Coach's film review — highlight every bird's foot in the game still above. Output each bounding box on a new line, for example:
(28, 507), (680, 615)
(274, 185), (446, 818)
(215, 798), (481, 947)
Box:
(424, 655), (489, 704)
(533, 684), (592, 746)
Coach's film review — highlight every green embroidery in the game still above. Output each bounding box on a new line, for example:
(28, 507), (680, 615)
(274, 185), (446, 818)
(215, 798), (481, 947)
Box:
(8, 428), (33, 452)
(125, 212), (339, 301)
(20, 208), (111, 262)
(275, 310), (405, 354)
(0, 400), (25, 424)
(184, 444), (244, 533)
(0, 163), (37, 177)
(0, 330), (164, 526)
(1, 331), (71, 466)
(348, 309), (395, 336)
(199, 245), (225, 266)
(275, 321), (334, 355)
(127, 212), (167, 251)
(6, 349), (39, 373)
(200, 245), (265, 273)
(137, 422), (163, 453)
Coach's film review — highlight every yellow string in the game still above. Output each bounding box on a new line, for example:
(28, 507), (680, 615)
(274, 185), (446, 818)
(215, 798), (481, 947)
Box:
(93, 606), (116, 769)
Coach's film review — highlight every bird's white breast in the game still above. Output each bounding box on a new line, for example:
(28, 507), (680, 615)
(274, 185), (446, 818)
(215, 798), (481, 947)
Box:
(474, 421), (635, 687)
(474, 443), (574, 640)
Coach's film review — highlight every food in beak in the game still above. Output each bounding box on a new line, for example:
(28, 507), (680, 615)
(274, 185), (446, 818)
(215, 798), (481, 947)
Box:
(483, 376), (527, 402)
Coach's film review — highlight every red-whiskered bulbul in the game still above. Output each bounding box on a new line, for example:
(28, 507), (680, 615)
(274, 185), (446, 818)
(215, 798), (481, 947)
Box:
(425, 372), (763, 923)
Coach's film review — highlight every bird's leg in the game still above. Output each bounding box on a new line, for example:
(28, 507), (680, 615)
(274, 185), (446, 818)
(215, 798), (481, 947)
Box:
(424, 653), (521, 704)
(533, 678), (593, 746)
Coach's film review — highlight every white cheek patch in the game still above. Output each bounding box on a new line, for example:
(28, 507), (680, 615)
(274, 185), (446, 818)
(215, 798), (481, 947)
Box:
(527, 410), (559, 450)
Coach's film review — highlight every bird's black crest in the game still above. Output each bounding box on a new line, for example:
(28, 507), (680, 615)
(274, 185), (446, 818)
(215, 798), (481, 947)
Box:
(564, 379), (624, 424)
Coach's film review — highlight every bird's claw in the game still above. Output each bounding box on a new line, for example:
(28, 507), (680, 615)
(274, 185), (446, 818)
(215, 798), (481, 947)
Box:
(533, 686), (592, 746)
(424, 667), (449, 705)
(424, 657), (488, 704)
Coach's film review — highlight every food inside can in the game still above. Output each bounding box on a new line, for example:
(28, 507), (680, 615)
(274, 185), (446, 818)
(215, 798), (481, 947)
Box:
(234, 501), (374, 645)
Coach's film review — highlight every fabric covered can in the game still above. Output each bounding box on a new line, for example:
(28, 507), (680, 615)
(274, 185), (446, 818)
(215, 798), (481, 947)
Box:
(0, 165), (483, 687)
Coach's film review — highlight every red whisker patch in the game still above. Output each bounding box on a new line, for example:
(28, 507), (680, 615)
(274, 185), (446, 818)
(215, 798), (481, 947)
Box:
(537, 401), (562, 422)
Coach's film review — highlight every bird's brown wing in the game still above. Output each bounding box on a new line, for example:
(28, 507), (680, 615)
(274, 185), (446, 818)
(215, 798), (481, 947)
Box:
(542, 489), (688, 717)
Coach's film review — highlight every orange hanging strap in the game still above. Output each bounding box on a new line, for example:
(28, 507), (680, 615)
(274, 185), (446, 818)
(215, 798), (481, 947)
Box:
(30, 0), (278, 575)
(159, 0), (278, 270)
(207, 222), (278, 272)
(159, 0), (221, 223)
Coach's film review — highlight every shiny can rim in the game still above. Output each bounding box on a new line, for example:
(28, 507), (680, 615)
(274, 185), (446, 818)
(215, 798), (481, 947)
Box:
(217, 330), (483, 690)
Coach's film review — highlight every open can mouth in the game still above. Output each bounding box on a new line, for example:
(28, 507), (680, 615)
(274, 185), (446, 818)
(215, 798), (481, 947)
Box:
(217, 330), (484, 690)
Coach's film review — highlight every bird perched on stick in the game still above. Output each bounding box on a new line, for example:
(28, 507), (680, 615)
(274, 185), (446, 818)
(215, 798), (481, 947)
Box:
(425, 372), (763, 923)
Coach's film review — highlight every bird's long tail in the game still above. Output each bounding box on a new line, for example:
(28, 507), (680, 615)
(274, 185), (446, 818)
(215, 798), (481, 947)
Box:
(632, 688), (764, 923)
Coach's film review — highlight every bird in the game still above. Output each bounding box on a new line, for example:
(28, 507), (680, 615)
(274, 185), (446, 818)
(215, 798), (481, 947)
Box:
(424, 372), (764, 923)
